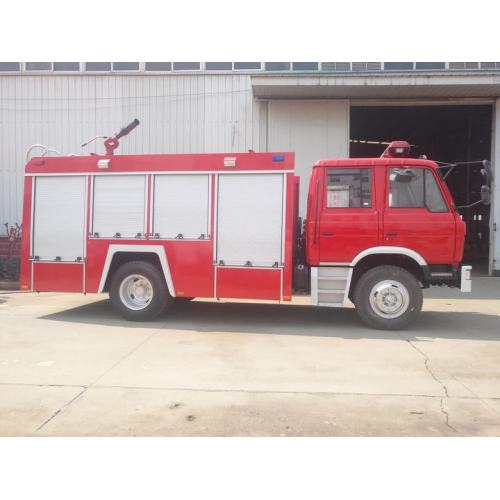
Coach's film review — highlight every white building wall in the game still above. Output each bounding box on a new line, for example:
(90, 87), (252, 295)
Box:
(2, 73), (496, 272)
(0, 74), (267, 224)
(268, 100), (349, 215)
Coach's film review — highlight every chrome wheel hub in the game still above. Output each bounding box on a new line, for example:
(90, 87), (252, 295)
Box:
(119, 274), (153, 310)
(369, 280), (410, 319)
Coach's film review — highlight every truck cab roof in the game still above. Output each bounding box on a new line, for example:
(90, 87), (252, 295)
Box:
(314, 157), (439, 169)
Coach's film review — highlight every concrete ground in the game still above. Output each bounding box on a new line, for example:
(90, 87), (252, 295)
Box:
(1, 277), (499, 436)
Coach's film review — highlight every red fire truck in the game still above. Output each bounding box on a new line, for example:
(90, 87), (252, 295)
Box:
(20, 123), (474, 330)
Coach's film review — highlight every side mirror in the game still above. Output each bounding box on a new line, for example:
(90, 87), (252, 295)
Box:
(394, 168), (417, 183)
(481, 160), (493, 185)
(480, 185), (491, 205)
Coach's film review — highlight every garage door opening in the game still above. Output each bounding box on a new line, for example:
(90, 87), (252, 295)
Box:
(350, 104), (493, 271)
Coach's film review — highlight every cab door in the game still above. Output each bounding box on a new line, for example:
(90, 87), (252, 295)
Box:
(383, 166), (455, 264)
(318, 167), (379, 263)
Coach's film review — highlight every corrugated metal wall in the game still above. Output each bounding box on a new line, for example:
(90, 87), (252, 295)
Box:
(0, 74), (267, 224)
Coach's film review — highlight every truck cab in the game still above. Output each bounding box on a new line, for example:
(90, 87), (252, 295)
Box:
(304, 145), (470, 329)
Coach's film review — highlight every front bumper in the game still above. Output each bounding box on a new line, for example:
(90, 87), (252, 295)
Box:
(460, 265), (472, 293)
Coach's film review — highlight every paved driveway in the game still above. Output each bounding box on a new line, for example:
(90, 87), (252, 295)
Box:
(1, 277), (499, 436)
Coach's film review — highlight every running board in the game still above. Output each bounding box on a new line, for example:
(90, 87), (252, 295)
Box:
(311, 266), (352, 307)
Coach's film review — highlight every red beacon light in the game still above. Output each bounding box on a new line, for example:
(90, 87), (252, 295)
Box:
(380, 140), (411, 158)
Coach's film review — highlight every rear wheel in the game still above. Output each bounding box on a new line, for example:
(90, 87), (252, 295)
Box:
(353, 265), (423, 330)
(109, 261), (172, 321)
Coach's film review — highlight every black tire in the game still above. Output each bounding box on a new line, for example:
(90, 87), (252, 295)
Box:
(353, 265), (423, 330)
(109, 260), (172, 321)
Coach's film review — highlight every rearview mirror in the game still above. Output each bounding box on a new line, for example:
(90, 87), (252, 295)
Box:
(394, 168), (417, 183)
(481, 160), (493, 185)
(480, 185), (491, 205)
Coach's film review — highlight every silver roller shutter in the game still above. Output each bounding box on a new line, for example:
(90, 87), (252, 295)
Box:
(216, 173), (284, 267)
(153, 174), (210, 239)
(92, 175), (146, 238)
(33, 176), (86, 260)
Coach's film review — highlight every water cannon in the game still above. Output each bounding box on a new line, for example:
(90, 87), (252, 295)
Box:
(81, 118), (140, 155)
(103, 119), (140, 155)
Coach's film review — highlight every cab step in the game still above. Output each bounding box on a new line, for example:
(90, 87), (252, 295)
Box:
(311, 266), (352, 307)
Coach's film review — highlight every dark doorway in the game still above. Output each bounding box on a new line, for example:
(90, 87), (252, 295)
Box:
(350, 105), (493, 270)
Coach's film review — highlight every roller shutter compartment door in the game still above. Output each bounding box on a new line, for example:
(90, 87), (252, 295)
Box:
(92, 175), (146, 238)
(153, 174), (210, 239)
(33, 176), (86, 261)
(216, 173), (284, 267)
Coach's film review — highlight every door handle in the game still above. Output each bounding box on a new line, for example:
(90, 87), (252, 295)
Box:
(386, 232), (398, 237)
(322, 231), (334, 237)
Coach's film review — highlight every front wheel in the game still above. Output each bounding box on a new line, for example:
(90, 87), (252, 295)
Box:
(109, 261), (172, 321)
(353, 265), (423, 330)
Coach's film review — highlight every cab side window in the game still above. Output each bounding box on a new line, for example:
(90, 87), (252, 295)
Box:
(388, 168), (448, 212)
(424, 169), (448, 212)
(326, 168), (372, 208)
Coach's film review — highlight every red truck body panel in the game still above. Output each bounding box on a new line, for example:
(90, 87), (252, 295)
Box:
(32, 262), (84, 292)
(20, 152), (296, 301)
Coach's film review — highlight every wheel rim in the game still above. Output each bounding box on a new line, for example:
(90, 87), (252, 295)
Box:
(118, 274), (154, 310)
(369, 280), (410, 319)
